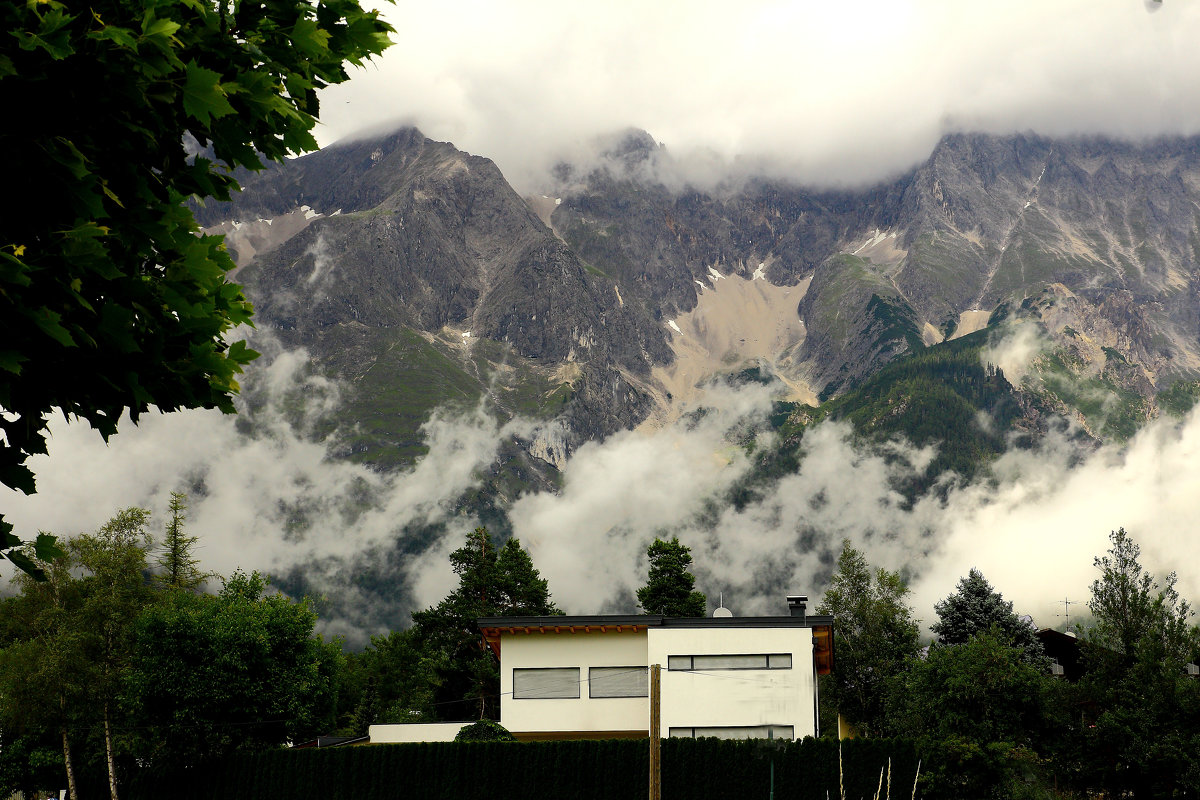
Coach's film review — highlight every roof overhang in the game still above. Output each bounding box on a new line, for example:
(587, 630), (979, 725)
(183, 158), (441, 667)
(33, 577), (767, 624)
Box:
(479, 618), (654, 658)
(477, 614), (837, 663)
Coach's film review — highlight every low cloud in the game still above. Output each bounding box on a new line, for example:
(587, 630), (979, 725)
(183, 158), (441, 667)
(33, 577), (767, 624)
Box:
(513, 374), (1200, 632)
(7, 338), (1200, 643)
(980, 321), (1048, 386)
(1, 340), (510, 644)
(316, 0), (1200, 192)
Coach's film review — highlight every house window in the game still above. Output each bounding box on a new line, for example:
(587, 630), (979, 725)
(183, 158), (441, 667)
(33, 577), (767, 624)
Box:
(513, 668), (580, 699)
(667, 654), (793, 671)
(668, 725), (795, 740)
(589, 666), (649, 698)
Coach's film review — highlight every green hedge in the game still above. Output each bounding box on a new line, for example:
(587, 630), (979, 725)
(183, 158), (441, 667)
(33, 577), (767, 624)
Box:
(125, 737), (919, 800)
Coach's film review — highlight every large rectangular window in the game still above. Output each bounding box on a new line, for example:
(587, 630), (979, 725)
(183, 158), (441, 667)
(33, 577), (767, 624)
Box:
(589, 666), (648, 698)
(513, 668), (580, 699)
(669, 725), (795, 741)
(667, 654), (792, 671)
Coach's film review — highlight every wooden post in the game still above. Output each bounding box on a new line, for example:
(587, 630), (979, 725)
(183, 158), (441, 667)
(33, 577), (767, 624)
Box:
(649, 663), (661, 800)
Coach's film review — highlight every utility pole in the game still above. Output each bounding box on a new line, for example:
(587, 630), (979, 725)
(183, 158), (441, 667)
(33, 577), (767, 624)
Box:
(649, 664), (661, 800)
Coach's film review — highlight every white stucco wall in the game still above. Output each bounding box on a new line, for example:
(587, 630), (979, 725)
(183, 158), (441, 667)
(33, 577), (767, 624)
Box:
(499, 629), (649, 736)
(369, 722), (470, 743)
(647, 627), (817, 740)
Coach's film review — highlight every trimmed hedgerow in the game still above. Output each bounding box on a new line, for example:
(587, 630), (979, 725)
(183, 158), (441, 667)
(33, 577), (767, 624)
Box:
(125, 736), (919, 800)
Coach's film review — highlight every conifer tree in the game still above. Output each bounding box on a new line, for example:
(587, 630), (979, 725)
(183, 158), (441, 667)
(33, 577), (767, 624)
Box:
(153, 492), (210, 592)
(636, 536), (706, 616)
(931, 568), (1047, 667)
(411, 528), (559, 720)
(496, 538), (558, 616)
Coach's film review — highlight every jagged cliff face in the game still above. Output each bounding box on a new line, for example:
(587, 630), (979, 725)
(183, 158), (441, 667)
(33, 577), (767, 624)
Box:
(204, 130), (676, 480)
(548, 131), (1200, 407)
(205, 127), (1200, 479)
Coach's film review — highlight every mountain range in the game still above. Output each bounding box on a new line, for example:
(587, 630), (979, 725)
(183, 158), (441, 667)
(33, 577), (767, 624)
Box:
(185, 125), (1200, 631)
(200, 126), (1200, 466)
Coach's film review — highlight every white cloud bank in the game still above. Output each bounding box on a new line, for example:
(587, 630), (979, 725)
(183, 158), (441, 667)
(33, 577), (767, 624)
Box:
(5, 343), (1199, 643)
(316, 0), (1200, 191)
(0, 346), (512, 643)
(516, 394), (1200, 634)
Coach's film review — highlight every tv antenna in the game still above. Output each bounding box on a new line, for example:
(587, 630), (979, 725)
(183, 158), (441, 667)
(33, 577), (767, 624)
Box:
(1056, 597), (1082, 631)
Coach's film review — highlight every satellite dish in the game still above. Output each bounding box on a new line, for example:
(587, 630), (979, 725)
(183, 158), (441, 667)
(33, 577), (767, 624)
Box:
(713, 591), (733, 617)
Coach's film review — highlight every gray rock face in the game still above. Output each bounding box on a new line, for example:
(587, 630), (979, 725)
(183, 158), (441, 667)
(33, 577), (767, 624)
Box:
(794, 256), (923, 400)
(207, 126), (1200, 477)
(551, 130), (1200, 397)
(215, 129), (670, 461)
(550, 137), (903, 320)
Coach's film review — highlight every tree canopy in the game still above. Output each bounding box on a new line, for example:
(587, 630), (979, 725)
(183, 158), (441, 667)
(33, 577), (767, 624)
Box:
(124, 569), (341, 772)
(0, 503), (346, 797)
(1077, 527), (1200, 797)
(0, 0), (393, 569)
(410, 528), (560, 720)
(893, 631), (1061, 798)
(815, 540), (920, 738)
(636, 536), (706, 617)
(931, 568), (1047, 667)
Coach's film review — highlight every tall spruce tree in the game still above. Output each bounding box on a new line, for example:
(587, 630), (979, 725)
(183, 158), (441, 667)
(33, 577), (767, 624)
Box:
(931, 568), (1048, 667)
(636, 536), (706, 616)
(153, 492), (209, 592)
(411, 528), (559, 720)
(496, 538), (557, 616)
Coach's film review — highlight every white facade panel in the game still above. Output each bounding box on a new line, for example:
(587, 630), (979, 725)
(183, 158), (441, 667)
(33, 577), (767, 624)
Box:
(647, 627), (816, 740)
(369, 722), (470, 743)
(499, 629), (649, 736)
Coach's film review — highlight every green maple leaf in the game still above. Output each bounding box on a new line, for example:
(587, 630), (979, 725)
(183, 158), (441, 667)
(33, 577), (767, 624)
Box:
(183, 61), (235, 125)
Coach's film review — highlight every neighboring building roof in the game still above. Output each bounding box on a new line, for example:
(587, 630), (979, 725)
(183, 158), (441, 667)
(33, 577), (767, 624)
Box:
(477, 613), (836, 675)
(1037, 628), (1086, 682)
(476, 614), (834, 629)
(293, 735), (369, 749)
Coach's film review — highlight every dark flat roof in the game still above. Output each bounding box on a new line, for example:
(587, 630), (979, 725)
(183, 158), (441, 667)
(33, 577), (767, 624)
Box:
(477, 614), (834, 630)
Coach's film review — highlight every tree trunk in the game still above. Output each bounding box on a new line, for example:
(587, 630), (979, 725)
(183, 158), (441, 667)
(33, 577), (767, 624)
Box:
(60, 724), (78, 800)
(104, 702), (120, 800)
(478, 636), (487, 720)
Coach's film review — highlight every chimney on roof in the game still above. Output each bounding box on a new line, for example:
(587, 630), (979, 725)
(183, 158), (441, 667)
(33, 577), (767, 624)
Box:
(787, 595), (808, 618)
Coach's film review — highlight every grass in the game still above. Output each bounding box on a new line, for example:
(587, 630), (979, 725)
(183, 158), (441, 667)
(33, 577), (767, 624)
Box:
(1032, 347), (1149, 441)
(337, 328), (483, 468)
(1157, 379), (1200, 417)
(809, 255), (899, 346)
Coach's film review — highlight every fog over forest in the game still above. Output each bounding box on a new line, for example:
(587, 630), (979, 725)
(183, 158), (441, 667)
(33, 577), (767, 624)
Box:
(4, 321), (1199, 645)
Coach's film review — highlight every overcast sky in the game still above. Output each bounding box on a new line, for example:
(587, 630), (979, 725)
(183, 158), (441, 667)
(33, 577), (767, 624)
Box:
(317, 0), (1200, 191)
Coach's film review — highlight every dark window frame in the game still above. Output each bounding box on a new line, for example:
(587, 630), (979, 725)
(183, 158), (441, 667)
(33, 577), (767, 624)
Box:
(668, 724), (795, 740)
(588, 666), (649, 698)
(666, 653), (794, 671)
(512, 667), (581, 700)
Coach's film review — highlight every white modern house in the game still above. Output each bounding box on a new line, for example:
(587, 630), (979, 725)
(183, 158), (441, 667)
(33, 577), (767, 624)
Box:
(475, 596), (834, 742)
